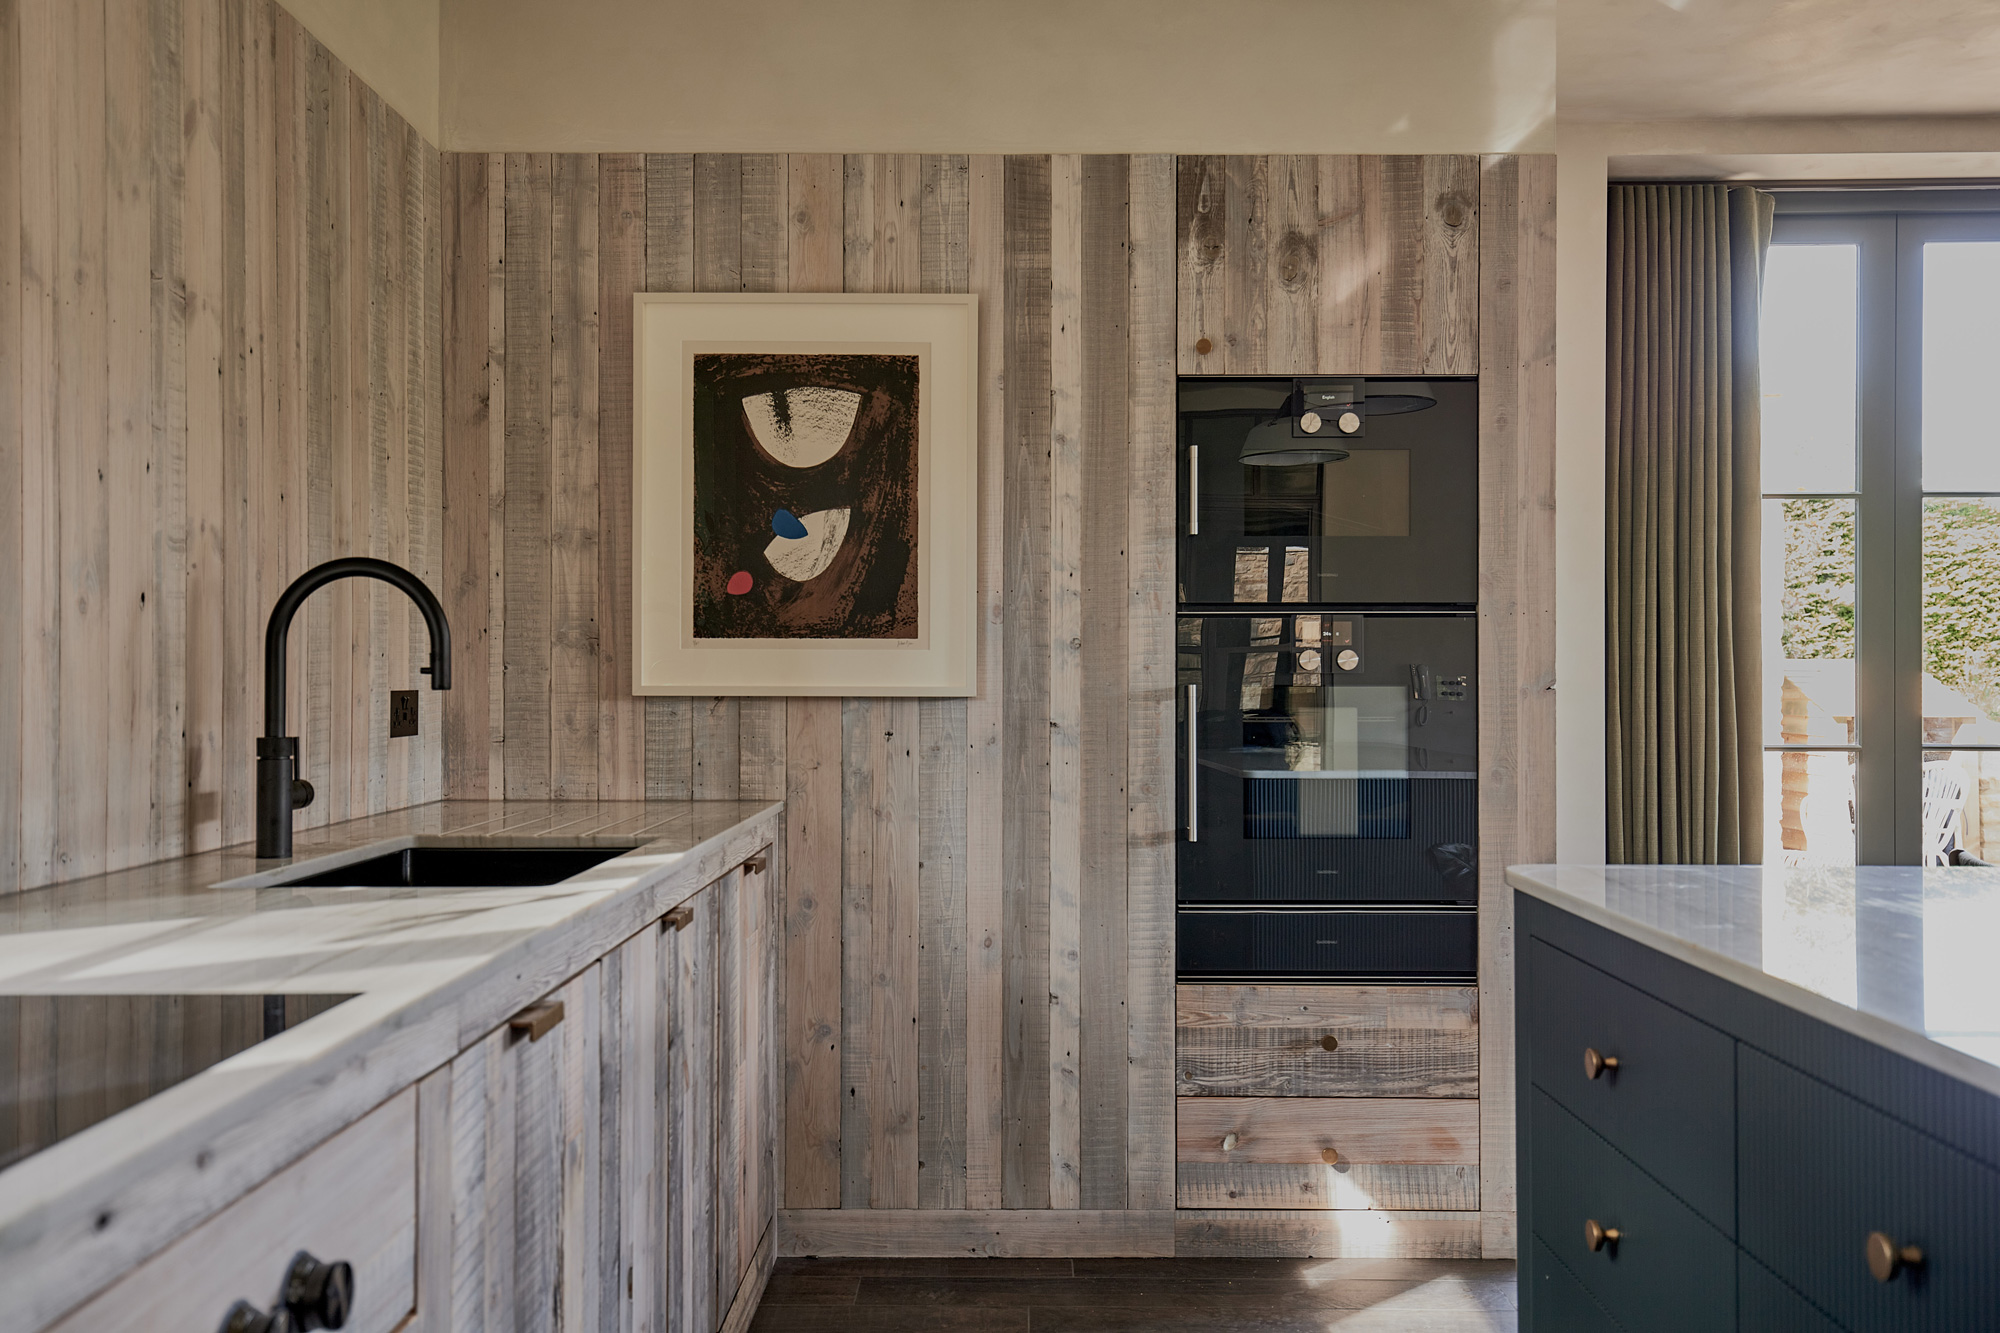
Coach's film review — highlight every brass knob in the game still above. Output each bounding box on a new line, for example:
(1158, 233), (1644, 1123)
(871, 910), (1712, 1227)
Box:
(1194, 337), (1213, 356)
(1318, 1034), (1340, 1052)
(1584, 1218), (1621, 1253)
(1320, 1147), (1340, 1165)
(1584, 1047), (1620, 1080)
(1220, 1132), (1238, 1152)
(1866, 1231), (1923, 1283)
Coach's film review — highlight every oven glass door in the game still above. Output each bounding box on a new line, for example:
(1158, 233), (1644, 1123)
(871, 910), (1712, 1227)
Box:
(1177, 612), (1477, 905)
(1178, 378), (1479, 607)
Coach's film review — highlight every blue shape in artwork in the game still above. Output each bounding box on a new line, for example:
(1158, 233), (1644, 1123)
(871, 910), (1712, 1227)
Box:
(771, 508), (808, 540)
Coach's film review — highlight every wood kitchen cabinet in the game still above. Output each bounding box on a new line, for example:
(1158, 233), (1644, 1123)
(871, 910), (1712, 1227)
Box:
(420, 851), (778, 1333)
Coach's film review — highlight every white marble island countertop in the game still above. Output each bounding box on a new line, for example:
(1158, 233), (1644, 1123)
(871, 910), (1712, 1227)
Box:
(1508, 863), (2000, 1103)
(0, 798), (780, 1333)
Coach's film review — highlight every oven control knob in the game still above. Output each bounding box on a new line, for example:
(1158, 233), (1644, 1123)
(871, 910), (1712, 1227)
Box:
(1299, 410), (1323, 434)
(1336, 649), (1360, 672)
(1338, 410), (1362, 434)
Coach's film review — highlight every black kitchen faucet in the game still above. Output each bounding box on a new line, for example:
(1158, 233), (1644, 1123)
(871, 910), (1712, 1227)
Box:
(257, 557), (452, 859)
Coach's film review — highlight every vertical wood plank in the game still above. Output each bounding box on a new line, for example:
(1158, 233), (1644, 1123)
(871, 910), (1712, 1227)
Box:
(1176, 154), (1225, 375)
(442, 153), (490, 799)
(299, 38), (336, 831)
(183, 0), (227, 851)
(501, 152), (552, 800)
(1315, 156), (1380, 389)
(871, 697), (920, 1208)
(1222, 155), (1268, 378)
(0, 0), (20, 889)
(596, 153), (646, 800)
(1421, 155), (1481, 375)
(1478, 152), (1556, 1260)
(787, 153), (843, 293)
(642, 152), (693, 801)
(106, 0), (155, 875)
(1124, 152), (1178, 1212)
(595, 946), (624, 1333)
(558, 966), (602, 1333)
(916, 152), (971, 1213)
(668, 884), (719, 1332)
(549, 153), (599, 800)
(783, 695), (842, 1207)
(741, 855), (771, 1275)
(838, 697), (874, 1208)
(962, 153), (1007, 1210)
(1263, 154), (1319, 376)
(1078, 153), (1131, 1211)
(1046, 152), (1084, 1211)
(1001, 153), (1053, 1211)
(617, 927), (660, 1332)
(16, 0), (56, 889)
(149, 0), (189, 861)
(513, 978), (562, 1333)
(715, 869), (744, 1300)
(483, 152), (507, 800)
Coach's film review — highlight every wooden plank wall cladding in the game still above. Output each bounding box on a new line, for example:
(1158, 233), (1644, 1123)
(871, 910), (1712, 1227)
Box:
(438, 151), (1553, 1256)
(0, 0), (443, 894)
(442, 151), (1182, 1218)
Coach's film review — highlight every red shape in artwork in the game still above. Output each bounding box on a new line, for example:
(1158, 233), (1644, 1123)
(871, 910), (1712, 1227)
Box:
(726, 570), (754, 596)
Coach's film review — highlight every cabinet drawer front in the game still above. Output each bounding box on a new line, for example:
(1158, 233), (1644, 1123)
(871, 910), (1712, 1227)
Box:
(1176, 983), (1477, 1097)
(1528, 1088), (1735, 1333)
(1740, 1251), (1841, 1333)
(1739, 1047), (2000, 1331)
(1176, 1096), (1477, 1210)
(1526, 936), (1735, 1232)
(49, 1088), (416, 1333)
(1527, 1235), (1625, 1331)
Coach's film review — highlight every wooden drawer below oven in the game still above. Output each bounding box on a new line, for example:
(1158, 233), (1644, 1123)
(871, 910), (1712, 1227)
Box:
(1176, 1096), (1478, 1210)
(1176, 983), (1478, 1098)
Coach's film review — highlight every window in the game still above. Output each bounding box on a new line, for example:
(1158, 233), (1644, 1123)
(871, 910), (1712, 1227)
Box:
(1762, 194), (2000, 866)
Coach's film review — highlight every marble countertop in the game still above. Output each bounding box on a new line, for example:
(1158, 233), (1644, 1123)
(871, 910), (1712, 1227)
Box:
(1508, 863), (2000, 1103)
(0, 798), (781, 1333)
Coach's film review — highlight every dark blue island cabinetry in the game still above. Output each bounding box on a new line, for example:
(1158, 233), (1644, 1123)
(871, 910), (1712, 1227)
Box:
(1511, 866), (2000, 1332)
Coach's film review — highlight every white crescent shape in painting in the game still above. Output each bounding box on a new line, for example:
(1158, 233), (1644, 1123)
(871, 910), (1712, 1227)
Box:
(763, 507), (853, 582)
(742, 387), (861, 469)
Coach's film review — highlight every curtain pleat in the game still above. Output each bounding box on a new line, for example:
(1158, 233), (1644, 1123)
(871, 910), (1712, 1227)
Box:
(1606, 184), (1774, 864)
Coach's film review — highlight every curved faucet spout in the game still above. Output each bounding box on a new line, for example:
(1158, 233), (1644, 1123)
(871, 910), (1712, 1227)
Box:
(258, 557), (452, 858)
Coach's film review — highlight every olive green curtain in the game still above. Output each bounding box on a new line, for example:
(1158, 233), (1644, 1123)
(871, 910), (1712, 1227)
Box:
(1606, 184), (1775, 864)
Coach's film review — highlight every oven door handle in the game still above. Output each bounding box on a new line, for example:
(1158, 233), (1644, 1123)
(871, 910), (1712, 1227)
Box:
(1188, 444), (1199, 536)
(1186, 682), (1199, 843)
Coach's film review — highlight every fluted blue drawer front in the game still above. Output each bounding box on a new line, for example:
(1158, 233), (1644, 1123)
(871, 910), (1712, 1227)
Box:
(1527, 1235), (1625, 1331)
(1527, 936), (1736, 1233)
(1740, 1047), (2000, 1331)
(1740, 1251), (1841, 1332)
(1530, 1087), (1736, 1333)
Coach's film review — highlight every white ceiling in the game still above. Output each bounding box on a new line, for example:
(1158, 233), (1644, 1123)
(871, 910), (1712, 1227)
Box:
(1561, 0), (2000, 121)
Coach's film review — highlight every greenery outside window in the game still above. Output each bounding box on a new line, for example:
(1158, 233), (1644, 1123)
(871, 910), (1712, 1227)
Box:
(1764, 194), (2000, 866)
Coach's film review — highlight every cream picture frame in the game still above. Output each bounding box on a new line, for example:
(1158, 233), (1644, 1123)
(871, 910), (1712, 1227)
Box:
(632, 292), (979, 697)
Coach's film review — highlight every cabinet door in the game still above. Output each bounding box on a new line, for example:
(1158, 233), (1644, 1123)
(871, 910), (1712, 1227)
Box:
(664, 883), (719, 1333)
(432, 963), (603, 1333)
(604, 926), (662, 1333)
(718, 854), (777, 1309)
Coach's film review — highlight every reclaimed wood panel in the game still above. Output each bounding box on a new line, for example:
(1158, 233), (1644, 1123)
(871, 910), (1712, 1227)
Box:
(1176, 155), (1480, 377)
(962, 153), (1007, 1213)
(1125, 153), (1178, 1213)
(549, 153), (599, 802)
(1001, 152), (1053, 1212)
(1176, 1162), (1478, 1211)
(783, 697), (842, 1208)
(596, 153), (645, 801)
(1, 0), (441, 894)
(1175, 1097), (1479, 1214)
(715, 867), (745, 1306)
(1476, 151), (1558, 1261)
(667, 881), (719, 1333)
(1173, 1209), (1485, 1259)
(1176, 985), (1480, 1099)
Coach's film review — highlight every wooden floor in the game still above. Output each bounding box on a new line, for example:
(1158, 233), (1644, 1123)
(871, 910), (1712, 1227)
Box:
(749, 1257), (1519, 1331)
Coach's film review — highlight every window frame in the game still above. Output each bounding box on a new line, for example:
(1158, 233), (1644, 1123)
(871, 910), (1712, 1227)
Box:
(1768, 194), (2000, 864)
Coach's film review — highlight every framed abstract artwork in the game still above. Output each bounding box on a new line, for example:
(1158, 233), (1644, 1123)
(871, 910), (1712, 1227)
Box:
(632, 293), (979, 696)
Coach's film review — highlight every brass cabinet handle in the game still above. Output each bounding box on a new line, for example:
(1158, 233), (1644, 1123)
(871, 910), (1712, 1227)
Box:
(1319, 1147), (1341, 1165)
(1318, 1034), (1340, 1052)
(662, 904), (694, 932)
(1584, 1047), (1621, 1080)
(1867, 1231), (1924, 1283)
(1584, 1218), (1621, 1253)
(1220, 1132), (1238, 1152)
(508, 1001), (564, 1043)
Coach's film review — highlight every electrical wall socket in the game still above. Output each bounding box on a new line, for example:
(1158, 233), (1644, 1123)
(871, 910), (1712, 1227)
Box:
(390, 690), (419, 738)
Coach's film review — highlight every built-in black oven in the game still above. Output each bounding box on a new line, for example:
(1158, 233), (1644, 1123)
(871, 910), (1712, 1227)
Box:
(1179, 377), (1478, 607)
(1175, 375), (1477, 983)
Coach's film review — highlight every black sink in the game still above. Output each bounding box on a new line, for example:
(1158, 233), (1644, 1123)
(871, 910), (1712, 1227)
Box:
(280, 845), (633, 888)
